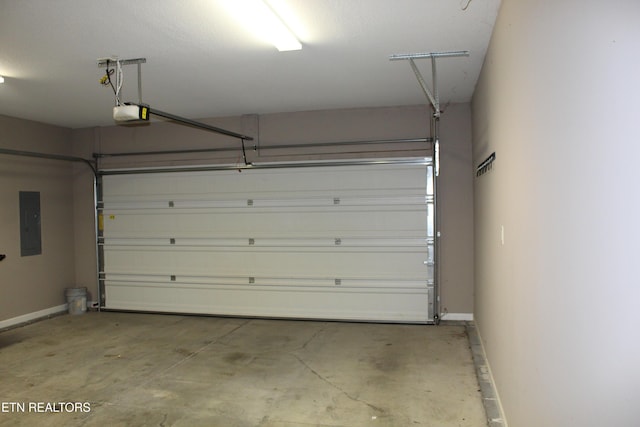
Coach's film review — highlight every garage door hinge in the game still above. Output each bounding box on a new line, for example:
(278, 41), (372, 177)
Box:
(333, 197), (340, 205)
(249, 277), (255, 284)
(335, 278), (342, 285)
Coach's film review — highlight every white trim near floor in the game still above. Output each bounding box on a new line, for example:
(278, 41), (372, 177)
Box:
(0, 304), (68, 331)
(470, 323), (508, 427)
(441, 312), (474, 321)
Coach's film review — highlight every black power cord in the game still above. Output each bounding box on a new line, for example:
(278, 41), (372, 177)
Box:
(99, 60), (117, 99)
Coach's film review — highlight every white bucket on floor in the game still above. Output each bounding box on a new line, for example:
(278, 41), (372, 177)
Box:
(65, 287), (87, 315)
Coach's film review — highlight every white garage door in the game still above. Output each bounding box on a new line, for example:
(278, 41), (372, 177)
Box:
(99, 159), (435, 322)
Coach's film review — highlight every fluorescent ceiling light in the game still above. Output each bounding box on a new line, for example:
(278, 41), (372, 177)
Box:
(0, 76), (4, 84)
(222, 0), (302, 51)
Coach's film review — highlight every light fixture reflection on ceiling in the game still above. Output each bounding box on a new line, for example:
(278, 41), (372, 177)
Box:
(222, 0), (302, 51)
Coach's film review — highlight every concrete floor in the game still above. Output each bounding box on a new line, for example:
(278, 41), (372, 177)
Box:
(0, 312), (486, 427)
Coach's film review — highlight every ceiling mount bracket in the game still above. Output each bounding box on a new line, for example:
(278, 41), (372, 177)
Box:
(98, 57), (147, 107)
(97, 58), (147, 67)
(389, 51), (469, 118)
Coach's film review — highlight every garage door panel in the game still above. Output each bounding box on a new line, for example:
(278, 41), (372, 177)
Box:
(104, 166), (427, 197)
(102, 190), (427, 207)
(103, 208), (428, 237)
(104, 282), (430, 322)
(101, 160), (435, 322)
(104, 247), (429, 278)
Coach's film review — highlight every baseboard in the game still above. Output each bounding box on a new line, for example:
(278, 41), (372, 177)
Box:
(441, 312), (474, 321)
(468, 323), (508, 427)
(0, 304), (68, 331)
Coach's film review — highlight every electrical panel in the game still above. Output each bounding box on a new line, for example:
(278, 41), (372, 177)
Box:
(19, 191), (41, 257)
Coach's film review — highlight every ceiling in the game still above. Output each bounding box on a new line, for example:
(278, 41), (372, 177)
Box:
(0, 0), (500, 129)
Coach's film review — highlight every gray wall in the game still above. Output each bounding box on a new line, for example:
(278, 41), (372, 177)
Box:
(72, 104), (475, 317)
(439, 103), (474, 316)
(472, 0), (640, 425)
(0, 115), (75, 321)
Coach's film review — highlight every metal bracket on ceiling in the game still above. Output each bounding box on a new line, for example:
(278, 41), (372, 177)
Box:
(389, 51), (469, 118)
(98, 57), (147, 106)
